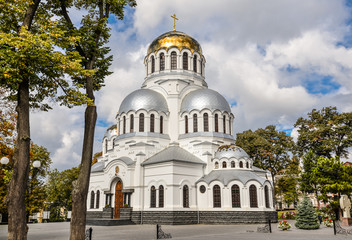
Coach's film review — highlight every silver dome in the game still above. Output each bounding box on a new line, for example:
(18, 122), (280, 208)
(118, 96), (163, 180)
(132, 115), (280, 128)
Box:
(215, 146), (249, 159)
(103, 125), (117, 140)
(180, 89), (231, 113)
(119, 89), (169, 114)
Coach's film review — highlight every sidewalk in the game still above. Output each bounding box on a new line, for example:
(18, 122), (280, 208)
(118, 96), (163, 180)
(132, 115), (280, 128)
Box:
(0, 220), (351, 240)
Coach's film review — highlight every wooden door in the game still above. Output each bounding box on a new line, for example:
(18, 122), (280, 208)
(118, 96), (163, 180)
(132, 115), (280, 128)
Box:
(114, 181), (123, 219)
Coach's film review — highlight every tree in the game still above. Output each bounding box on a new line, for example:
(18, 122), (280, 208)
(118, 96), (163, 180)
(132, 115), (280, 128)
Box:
(276, 157), (300, 208)
(236, 125), (294, 205)
(313, 156), (352, 219)
(0, 1), (86, 238)
(295, 106), (352, 159)
(295, 195), (320, 229)
(25, 144), (52, 219)
(46, 167), (79, 221)
(51, 1), (136, 238)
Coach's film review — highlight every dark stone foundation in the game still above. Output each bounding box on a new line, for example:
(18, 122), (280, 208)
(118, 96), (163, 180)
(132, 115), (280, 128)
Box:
(87, 210), (278, 225)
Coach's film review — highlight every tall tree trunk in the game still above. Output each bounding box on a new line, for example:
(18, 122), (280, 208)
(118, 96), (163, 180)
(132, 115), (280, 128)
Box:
(6, 80), (31, 240)
(70, 105), (97, 240)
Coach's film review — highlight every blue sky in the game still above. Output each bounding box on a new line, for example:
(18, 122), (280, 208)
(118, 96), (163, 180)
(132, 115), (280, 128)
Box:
(29, 0), (352, 170)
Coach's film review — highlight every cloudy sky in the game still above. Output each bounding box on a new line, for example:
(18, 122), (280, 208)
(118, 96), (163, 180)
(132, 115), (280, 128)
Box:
(30, 0), (352, 171)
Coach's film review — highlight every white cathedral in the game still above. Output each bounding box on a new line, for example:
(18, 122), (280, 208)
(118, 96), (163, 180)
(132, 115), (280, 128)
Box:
(87, 29), (278, 224)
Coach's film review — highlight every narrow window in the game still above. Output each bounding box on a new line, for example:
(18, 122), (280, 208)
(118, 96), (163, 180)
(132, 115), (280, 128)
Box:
(183, 52), (188, 70)
(223, 115), (226, 133)
(229, 118), (232, 135)
(193, 55), (197, 72)
(96, 190), (100, 208)
(150, 186), (156, 208)
(265, 186), (270, 208)
(185, 116), (188, 133)
(215, 114), (218, 132)
(171, 51), (177, 70)
(200, 59), (203, 75)
(231, 161), (235, 168)
(123, 116), (126, 134)
(151, 56), (155, 73)
(130, 115), (134, 132)
(183, 185), (189, 208)
(139, 113), (144, 132)
(246, 162), (249, 168)
(193, 114), (198, 132)
(215, 162), (219, 169)
(90, 191), (95, 209)
(104, 139), (108, 153)
(239, 161), (243, 168)
(213, 185), (221, 208)
(222, 161), (227, 168)
(150, 114), (155, 132)
(160, 116), (163, 134)
(159, 185), (164, 208)
(249, 185), (258, 208)
(160, 53), (165, 71)
(203, 113), (209, 132)
(231, 185), (241, 208)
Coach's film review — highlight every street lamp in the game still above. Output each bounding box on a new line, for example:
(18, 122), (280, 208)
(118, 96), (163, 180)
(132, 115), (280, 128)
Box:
(0, 157), (9, 165)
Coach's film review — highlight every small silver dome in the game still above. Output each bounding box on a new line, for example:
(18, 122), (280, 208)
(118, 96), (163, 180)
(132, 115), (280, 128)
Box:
(215, 146), (249, 159)
(181, 89), (231, 113)
(119, 89), (169, 114)
(103, 125), (117, 140)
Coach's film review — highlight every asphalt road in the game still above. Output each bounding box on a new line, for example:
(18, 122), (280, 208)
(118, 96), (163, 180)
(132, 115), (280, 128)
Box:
(1, 220), (352, 240)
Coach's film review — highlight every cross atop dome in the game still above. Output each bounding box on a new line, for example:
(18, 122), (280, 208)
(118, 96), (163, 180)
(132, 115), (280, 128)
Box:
(171, 14), (178, 31)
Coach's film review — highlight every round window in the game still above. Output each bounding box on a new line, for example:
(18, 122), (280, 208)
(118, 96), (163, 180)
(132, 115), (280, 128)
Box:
(200, 185), (206, 193)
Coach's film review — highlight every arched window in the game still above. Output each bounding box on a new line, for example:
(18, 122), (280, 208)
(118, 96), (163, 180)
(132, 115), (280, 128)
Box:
(90, 191), (95, 209)
(215, 114), (219, 132)
(183, 185), (189, 208)
(231, 185), (241, 208)
(130, 114), (134, 132)
(249, 185), (258, 208)
(193, 114), (198, 132)
(222, 161), (227, 168)
(229, 118), (232, 135)
(203, 113), (209, 132)
(150, 114), (155, 132)
(265, 185), (270, 208)
(139, 113), (144, 132)
(185, 116), (188, 133)
(183, 52), (188, 70)
(193, 55), (197, 72)
(239, 161), (243, 168)
(215, 162), (219, 169)
(200, 59), (203, 75)
(246, 162), (249, 168)
(104, 139), (108, 153)
(213, 185), (221, 208)
(171, 51), (177, 70)
(223, 115), (226, 133)
(96, 190), (100, 208)
(231, 161), (235, 168)
(150, 186), (156, 208)
(123, 116), (126, 134)
(159, 185), (164, 208)
(151, 56), (155, 73)
(160, 116), (163, 134)
(160, 53), (165, 71)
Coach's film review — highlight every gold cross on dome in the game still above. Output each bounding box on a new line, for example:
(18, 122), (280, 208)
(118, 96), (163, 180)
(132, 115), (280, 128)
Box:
(171, 14), (178, 31)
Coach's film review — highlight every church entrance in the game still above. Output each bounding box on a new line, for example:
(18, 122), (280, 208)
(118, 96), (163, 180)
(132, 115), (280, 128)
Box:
(114, 181), (123, 219)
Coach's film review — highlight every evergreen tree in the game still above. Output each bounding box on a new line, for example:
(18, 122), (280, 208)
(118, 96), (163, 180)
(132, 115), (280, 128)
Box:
(295, 196), (320, 229)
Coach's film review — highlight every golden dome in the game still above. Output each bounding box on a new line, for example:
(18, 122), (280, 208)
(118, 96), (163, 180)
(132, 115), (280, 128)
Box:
(147, 31), (202, 56)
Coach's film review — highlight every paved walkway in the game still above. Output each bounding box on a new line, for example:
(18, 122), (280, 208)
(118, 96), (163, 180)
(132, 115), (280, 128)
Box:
(1, 221), (352, 240)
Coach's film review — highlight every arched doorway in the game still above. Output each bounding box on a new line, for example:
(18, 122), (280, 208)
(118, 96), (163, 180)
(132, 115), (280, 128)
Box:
(114, 181), (123, 219)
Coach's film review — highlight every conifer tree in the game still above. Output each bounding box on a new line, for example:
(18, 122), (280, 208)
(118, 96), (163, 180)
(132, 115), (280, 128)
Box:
(295, 196), (320, 229)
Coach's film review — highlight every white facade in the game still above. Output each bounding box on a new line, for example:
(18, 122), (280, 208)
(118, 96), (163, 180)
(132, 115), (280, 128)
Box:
(87, 31), (275, 222)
